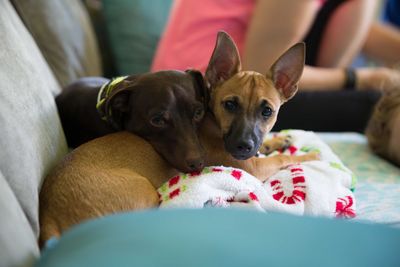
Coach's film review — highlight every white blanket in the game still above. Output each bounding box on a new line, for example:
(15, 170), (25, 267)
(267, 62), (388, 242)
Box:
(157, 130), (356, 219)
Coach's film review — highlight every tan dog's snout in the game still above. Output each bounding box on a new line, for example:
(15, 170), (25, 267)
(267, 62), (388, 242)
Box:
(223, 119), (263, 160)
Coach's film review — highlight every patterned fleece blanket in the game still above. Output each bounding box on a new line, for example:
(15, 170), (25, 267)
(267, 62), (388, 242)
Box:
(157, 130), (357, 219)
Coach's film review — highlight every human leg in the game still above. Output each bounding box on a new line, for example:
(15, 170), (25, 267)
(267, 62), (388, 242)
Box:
(243, 0), (319, 72)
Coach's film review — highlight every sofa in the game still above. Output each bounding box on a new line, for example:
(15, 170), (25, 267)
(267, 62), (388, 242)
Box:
(0, 0), (100, 266)
(0, 1), (399, 267)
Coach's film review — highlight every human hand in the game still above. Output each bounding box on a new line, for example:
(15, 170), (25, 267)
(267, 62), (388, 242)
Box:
(357, 67), (400, 92)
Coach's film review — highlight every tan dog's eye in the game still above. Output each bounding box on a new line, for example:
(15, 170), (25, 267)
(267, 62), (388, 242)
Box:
(193, 108), (204, 122)
(261, 106), (273, 118)
(224, 100), (238, 112)
(150, 114), (167, 127)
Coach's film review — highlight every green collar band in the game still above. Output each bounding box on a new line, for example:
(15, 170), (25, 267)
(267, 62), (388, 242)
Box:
(96, 76), (128, 121)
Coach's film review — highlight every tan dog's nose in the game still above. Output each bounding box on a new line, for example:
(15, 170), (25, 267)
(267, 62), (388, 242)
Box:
(236, 140), (254, 153)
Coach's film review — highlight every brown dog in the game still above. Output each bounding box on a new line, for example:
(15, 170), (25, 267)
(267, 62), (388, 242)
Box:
(56, 70), (207, 172)
(199, 32), (318, 180)
(39, 32), (317, 245)
(39, 132), (178, 246)
(39, 71), (209, 245)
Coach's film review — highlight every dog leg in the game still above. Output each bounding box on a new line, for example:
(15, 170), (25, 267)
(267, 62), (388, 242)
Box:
(229, 152), (320, 182)
(38, 214), (61, 248)
(259, 135), (293, 155)
(250, 152), (320, 182)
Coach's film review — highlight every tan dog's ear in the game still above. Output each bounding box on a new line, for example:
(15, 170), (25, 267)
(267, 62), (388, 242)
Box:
(267, 43), (305, 102)
(205, 31), (242, 90)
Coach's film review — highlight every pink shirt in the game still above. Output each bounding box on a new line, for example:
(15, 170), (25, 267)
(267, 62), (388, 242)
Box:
(152, 0), (328, 73)
(151, 0), (255, 73)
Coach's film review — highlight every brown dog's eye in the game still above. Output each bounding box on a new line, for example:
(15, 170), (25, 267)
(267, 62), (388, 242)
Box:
(224, 100), (238, 112)
(261, 106), (273, 118)
(193, 108), (204, 122)
(150, 115), (167, 127)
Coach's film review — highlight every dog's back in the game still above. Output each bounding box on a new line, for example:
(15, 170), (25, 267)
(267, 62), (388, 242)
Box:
(366, 89), (400, 166)
(39, 132), (177, 246)
(56, 77), (115, 148)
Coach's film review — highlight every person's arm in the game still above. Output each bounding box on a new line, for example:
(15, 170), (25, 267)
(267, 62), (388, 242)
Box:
(243, 0), (346, 91)
(295, 63), (400, 92)
(298, 66), (347, 91)
(242, 0), (347, 90)
(243, 0), (399, 92)
(243, 0), (319, 73)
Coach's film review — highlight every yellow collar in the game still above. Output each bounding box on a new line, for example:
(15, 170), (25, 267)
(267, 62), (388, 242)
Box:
(96, 76), (127, 120)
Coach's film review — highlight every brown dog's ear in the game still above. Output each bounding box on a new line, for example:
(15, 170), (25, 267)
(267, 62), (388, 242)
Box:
(205, 31), (242, 90)
(186, 69), (209, 108)
(267, 42), (305, 102)
(104, 79), (137, 130)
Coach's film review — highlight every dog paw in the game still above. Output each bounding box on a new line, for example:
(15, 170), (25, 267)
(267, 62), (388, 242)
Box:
(260, 135), (293, 155)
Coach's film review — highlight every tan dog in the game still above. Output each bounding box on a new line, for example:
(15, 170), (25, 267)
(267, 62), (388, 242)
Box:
(39, 32), (317, 246)
(199, 32), (318, 180)
(366, 89), (400, 166)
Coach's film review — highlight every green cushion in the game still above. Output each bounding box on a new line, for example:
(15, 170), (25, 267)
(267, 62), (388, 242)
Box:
(36, 209), (400, 267)
(102, 0), (172, 75)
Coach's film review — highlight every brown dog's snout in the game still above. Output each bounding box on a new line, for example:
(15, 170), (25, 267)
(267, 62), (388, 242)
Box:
(178, 130), (205, 172)
(185, 157), (204, 172)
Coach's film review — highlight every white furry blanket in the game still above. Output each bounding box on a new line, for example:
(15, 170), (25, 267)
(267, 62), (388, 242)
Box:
(157, 130), (356, 219)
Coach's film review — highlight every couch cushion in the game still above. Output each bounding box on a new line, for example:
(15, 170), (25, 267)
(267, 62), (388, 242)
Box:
(0, 172), (39, 267)
(11, 0), (102, 88)
(36, 209), (400, 267)
(102, 0), (172, 75)
(0, 0), (68, 241)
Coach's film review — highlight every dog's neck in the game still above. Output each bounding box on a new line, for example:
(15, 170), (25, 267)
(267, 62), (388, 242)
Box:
(201, 81), (224, 140)
(201, 112), (221, 139)
(96, 76), (128, 120)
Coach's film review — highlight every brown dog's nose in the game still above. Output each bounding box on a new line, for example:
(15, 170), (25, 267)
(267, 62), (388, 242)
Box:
(186, 158), (204, 172)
